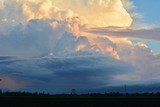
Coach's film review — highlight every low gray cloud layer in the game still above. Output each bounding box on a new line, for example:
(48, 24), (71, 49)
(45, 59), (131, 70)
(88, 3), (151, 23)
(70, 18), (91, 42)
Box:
(0, 55), (133, 92)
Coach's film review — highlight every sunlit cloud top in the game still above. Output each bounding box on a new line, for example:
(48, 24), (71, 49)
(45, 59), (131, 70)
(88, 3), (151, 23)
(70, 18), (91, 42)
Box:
(11, 0), (133, 27)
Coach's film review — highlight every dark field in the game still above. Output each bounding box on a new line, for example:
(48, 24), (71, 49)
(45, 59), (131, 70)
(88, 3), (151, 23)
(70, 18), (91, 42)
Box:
(1, 97), (160, 107)
(1, 92), (160, 107)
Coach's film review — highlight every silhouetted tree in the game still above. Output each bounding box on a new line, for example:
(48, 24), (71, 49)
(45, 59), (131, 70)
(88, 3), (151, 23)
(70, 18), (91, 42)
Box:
(71, 89), (76, 95)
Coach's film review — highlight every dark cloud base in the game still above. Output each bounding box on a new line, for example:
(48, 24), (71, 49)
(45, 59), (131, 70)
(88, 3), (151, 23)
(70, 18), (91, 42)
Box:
(0, 55), (133, 92)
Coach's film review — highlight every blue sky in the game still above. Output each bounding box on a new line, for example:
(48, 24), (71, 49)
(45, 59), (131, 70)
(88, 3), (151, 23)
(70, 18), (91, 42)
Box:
(133, 0), (160, 53)
(134, 0), (160, 24)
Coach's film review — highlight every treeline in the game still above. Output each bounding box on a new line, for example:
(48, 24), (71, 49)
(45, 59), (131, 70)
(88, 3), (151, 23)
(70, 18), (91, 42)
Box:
(1, 91), (160, 97)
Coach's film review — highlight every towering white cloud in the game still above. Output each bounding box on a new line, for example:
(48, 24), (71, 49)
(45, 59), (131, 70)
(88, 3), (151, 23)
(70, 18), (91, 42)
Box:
(15, 0), (132, 27)
(0, 0), (4, 10)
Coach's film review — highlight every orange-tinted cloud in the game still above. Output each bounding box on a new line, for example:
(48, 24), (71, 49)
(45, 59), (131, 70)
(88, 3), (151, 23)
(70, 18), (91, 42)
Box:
(16, 0), (133, 27)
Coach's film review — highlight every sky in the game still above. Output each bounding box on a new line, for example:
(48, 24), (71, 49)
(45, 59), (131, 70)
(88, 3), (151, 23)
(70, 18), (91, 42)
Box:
(0, 0), (160, 93)
(134, 0), (160, 24)
(132, 0), (160, 53)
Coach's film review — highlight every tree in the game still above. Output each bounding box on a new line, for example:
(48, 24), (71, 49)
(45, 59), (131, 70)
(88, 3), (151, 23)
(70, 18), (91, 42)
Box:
(71, 89), (76, 95)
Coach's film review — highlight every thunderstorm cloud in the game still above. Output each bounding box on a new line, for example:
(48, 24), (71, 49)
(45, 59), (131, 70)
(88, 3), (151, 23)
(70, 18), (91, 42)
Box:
(0, 0), (159, 92)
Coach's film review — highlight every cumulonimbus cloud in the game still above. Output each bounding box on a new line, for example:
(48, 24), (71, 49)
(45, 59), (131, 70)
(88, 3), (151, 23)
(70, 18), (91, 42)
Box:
(0, 0), (160, 92)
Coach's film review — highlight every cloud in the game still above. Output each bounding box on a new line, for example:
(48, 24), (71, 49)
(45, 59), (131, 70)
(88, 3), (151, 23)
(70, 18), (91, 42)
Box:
(14, 0), (133, 27)
(0, 19), (121, 59)
(122, 0), (135, 10)
(0, 0), (160, 92)
(19, 0), (75, 21)
(0, 0), (4, 10)
(84, 27), (160, 40)
(0, 74), (32, 90)
(0, 18), (160, 91)
(0, 19), (68, 57)
(0, 55), (133, 91)
(113, 42), (160, 84)
(0, 18), (134, 91)
(0, 21), (159, 92)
